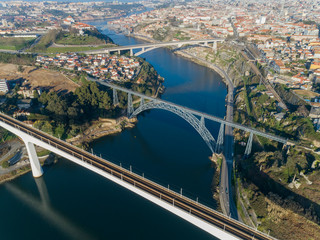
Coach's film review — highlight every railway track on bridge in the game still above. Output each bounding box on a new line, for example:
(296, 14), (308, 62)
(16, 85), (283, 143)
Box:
(0, 113), (275, 240)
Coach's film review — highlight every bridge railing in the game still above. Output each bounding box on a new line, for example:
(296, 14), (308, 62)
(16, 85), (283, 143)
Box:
(0, 112), (276, 240)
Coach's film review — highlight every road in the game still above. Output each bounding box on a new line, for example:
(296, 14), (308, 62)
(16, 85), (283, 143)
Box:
(178, 50), (239, 218)
(0, 112), (275, 240)
(219, 68), (239, 219)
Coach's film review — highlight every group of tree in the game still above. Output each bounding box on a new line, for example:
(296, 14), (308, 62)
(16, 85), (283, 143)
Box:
(28, 82), (114, 138)
(37, 81), (112, 126)
(0, 52), (35, 65)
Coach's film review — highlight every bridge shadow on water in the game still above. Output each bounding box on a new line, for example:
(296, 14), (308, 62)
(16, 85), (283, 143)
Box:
(5, 176), (97, 240)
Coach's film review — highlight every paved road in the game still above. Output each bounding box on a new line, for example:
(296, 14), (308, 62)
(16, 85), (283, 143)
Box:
(219, 70), (239, 220)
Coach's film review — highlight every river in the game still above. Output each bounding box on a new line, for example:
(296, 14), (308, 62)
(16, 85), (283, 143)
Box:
(0, 21), (226, 240)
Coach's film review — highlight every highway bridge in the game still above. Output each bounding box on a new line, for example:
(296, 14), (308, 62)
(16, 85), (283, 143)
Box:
(0, 112), (276, 240)
(0, 38), (223, 57)
(92, 79), (290, 156)
(77, 38), (224, 56)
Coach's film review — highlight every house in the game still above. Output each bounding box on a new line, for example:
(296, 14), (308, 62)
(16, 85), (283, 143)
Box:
(63, 16), (75, 25)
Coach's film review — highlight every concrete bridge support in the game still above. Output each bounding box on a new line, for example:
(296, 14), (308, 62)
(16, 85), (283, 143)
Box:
(215, 123), (225, 153)
(213, 41), (217, 53)
(113, 88), (119, 106)
(127, 93), (133, 117)
(23, 139), (43, 178)
(130, 49), (133, 57)
(118, 50), (121, 55)
(244, 132), (253, 158)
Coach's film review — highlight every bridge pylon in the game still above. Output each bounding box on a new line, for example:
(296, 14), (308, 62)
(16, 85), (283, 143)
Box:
(23, 139), (43, 178)
(213, 41), (217, 53)
(127, 93), (134, 118)
(244, 132), (254, 158)
(113, 88), (119, 106)
(215, 123), (225, 153)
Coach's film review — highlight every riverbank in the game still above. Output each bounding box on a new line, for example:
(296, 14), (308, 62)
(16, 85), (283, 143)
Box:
(67, 116), (137, 146)
(0, 153), (56, 184)
(128, 32), (239, 215)
(126, 33), (231, 87)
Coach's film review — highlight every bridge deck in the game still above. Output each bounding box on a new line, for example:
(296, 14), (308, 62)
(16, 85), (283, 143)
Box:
(94, 79), (290, 145)
(77, 38), (224, 54)
(0, 112), (274, 240)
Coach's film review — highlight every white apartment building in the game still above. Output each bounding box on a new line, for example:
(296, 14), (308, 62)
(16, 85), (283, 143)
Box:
(0, 79), (9, 93)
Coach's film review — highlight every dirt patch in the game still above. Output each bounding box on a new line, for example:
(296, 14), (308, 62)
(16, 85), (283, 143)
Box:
(294, 89), (320, 98)
(0, 63), (78, 93)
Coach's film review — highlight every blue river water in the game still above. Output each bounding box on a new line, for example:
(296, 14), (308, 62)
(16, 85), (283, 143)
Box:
(0, 21), (226, 240)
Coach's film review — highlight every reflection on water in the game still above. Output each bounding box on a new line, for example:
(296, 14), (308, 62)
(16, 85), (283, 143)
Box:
(6, 178), (96, 240)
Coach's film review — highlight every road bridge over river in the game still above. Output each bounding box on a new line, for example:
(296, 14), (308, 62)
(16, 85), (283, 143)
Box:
(0, 112), (276, 240)
(78, 39), (224, 56)
(0, 38), (223, 57)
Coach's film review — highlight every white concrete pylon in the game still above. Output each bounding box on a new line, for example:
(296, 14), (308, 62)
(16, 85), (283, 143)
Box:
(24, 140), (43, 178)
(213, 41), (217, 53)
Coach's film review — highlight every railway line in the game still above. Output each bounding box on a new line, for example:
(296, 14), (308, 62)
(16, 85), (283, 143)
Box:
(0, 112), (275, 240)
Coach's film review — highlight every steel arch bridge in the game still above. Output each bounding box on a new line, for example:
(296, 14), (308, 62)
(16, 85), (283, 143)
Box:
(92, 78), (290, 156)
(130, 100), (216, 153)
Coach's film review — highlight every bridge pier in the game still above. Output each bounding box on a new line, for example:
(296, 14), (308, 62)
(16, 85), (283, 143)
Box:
(127, 93), (133, 118)
(244, 132), (253, 158)
(215, 123), (225, 153)
(130, 49), (133, 57)
(204, 41), (208, 47)
(213, 41), (217, 53)
(23, 140), (43, 178)
(113, 88), (119, 106)
(118, 50), (121, 55)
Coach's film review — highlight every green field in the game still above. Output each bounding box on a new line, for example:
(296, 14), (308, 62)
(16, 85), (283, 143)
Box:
(55, 33), (106, 45)
(46, 45), (114, 53)
(0, 37), (35, 50)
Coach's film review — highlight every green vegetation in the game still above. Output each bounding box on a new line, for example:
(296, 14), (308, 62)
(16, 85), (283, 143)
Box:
(29, 29), (114, 52)
(0, 128), (16, 143)
(29, 29), (60, 52)
(37, 149), (51, 157)
(46, 45), (111, 53)
(28, 81), (112, 138)
(0, 52), (35, 65)
(1, 160), (9, 168)
(173, 31), (190, 41)
(56, 34), (105, 45)
(0, 37), (35, 50)
(55, 28), (113, 45)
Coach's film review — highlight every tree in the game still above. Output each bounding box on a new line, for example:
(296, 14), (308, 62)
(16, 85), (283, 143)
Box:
(17, 65), (24, 72)
(1, 161), (9, 168)
(33, 90), (39, 99)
